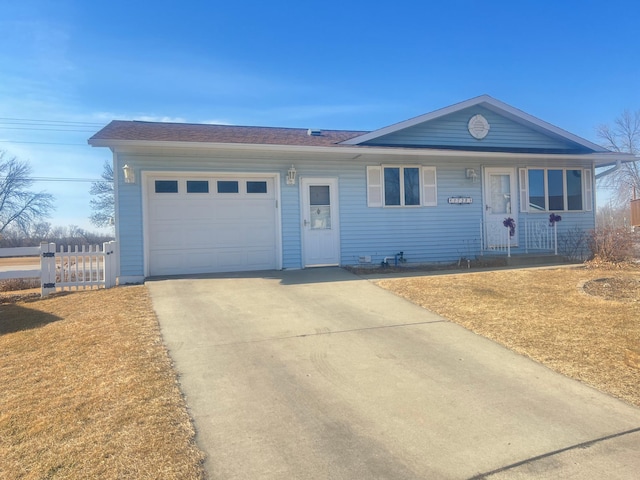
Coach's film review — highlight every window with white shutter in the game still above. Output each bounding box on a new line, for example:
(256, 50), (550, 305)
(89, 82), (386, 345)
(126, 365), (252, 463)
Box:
(366, 166), (382, 207)
(366, 165), (437, 207)
(584, 169), (593, 212)
(422, 167), (437, 206)
(519, 168), (528, 212)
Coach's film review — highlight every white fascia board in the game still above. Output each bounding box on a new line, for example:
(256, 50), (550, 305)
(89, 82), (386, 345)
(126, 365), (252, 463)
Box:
(340, 95), (494, 145)
(87, 138), (632, 166)
(478, 98), (609, 153)
(341, 94), (610, 154)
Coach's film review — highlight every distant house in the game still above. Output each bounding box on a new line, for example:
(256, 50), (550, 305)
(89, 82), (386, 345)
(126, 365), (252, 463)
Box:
(632, 197), (640, 227)
(89, 95), (634, 282)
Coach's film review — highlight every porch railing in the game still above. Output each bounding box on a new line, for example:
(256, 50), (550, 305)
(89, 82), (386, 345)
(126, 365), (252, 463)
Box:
(480, 218), (558, 257)
(524, 219), (558, 254)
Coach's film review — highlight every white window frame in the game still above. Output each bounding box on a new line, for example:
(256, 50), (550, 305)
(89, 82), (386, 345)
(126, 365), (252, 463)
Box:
(367, 165), (437, 208)
(519, 167), (592, 213)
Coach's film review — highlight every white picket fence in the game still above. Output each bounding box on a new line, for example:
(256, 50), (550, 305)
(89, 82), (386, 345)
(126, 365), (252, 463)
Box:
(0, 241), (117, 297)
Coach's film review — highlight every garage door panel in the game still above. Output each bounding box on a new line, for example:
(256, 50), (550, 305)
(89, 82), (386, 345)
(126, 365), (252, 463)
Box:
(246, 249), (275, 266)
(150, 201), (214, 222)
(147, 175), (278, 276)
(149, 222), (218, 248)
(215, 200), (271, 219)
(216, 223), (274, 246)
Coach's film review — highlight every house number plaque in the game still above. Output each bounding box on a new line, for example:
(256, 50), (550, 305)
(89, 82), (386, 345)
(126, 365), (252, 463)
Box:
(448, 196), (473, 204)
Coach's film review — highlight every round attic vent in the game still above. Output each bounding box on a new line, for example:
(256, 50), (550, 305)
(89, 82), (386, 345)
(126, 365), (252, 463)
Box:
(468, 114), (490, 140)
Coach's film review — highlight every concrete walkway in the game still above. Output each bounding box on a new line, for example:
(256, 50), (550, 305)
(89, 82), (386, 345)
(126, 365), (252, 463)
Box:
(147, 268), (640, 479)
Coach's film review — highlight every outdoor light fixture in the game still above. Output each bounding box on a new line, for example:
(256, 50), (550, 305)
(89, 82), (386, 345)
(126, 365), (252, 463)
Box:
(286, 165), (297, 185)
(123, 164), (135, 184)
(465, 168), (478, 182)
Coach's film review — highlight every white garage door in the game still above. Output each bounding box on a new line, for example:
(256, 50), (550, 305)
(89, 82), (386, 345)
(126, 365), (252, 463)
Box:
(146, 175), (278, 276)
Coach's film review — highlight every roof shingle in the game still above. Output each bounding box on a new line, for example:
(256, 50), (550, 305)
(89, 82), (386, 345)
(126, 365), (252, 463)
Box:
(89, 120), (367, 147)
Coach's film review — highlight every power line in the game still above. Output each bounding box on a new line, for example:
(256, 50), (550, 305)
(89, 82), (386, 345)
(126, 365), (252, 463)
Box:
(0, 117), (105, 127)
(32, 177), (107, 183)
(0, 116), (104, 145)
(0, 140), (88, 146)
(1, 126), (97, 132)
(0, 117), (106, 143)
(0, 176), (107, 183)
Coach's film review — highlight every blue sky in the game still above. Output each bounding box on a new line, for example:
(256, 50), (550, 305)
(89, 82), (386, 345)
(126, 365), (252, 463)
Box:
(0, 0), (638, 231)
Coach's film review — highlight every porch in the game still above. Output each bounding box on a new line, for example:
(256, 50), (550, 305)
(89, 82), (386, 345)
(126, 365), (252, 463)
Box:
(479, 217), (572, 266)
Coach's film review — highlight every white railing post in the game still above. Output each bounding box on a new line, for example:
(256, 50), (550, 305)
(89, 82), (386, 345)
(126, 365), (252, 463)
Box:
(554, 222), (558, 255)
(40, 242), (56, 297)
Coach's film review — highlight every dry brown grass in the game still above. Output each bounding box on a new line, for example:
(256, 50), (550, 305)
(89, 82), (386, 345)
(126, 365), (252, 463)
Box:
(376, 265), (640, 407)
(0, 286), (205, 480)
(0, 256), (40, 267)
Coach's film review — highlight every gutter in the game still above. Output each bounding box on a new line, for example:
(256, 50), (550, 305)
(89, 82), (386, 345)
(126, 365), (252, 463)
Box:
(88, 138), (637, 166)
(595, 160), (622, 180)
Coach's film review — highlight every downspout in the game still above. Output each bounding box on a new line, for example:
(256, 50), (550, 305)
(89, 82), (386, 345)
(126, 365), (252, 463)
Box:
(595, 160), (622, 180)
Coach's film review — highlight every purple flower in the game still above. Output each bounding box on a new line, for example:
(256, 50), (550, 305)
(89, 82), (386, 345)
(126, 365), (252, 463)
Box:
(549, 213), (562, 226)
(503, 217), (516, 237)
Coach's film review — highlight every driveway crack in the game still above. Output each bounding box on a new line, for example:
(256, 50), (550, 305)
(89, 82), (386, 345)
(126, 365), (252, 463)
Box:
(467, 426), (640, 479)
(211, 319), (447, 347)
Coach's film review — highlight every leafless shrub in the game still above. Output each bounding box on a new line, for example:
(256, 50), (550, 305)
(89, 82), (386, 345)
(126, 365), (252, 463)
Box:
(0, 278), (40, 292)
(588, 227), (634, 263)
(557, 227), (590, 261)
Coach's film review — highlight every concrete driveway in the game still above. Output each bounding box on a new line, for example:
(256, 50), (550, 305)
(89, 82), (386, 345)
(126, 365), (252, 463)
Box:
(147, 268), (640, 479)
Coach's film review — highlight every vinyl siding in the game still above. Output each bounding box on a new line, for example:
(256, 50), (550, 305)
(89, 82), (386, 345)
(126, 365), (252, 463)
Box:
(115, 155), (144, 279)
(280, 182), (301, 269)
(339, 161), (485, 265)
(114, 150), (597, 278)
(363, 106), (581, 151)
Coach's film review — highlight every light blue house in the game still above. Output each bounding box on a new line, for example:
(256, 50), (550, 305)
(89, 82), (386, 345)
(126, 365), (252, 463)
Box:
(89, 95), (632, 282)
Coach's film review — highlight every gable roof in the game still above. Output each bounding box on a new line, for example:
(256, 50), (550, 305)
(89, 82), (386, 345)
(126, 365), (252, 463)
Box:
(340, 94), (609, 153)
(89, 96), (636, 166)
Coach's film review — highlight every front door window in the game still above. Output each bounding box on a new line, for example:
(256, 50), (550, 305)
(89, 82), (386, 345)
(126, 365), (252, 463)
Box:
(489, 174), (512, 214)
(309, 185), (331, 229)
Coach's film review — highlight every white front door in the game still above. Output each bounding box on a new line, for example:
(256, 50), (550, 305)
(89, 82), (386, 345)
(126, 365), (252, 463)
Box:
(301, 178), (340, 266)
(484, 168), (518, 248)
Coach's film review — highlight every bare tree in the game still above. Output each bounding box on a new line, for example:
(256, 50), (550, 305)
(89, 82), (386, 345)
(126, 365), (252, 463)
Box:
(596, 203), (630, 229)
(597, 109), (640, 206)
(89, 161), (114, 228)
(0, 151), (55, 235)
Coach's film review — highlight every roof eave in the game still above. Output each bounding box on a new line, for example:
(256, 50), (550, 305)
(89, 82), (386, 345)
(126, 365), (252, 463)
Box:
(340, 94), (609, 154)
(88, 138), (634, 165)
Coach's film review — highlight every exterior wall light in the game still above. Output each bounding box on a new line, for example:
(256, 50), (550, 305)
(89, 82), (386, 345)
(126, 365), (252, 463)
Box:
(286, 165), (297, 185)
(465, 168), (478, 182)
(123, 164), (135, 184)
